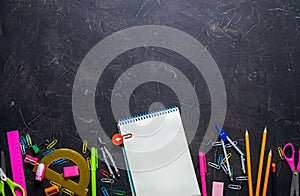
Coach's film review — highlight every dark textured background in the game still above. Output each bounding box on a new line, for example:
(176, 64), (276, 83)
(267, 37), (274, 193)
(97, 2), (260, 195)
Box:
(0, 0), (300, 195)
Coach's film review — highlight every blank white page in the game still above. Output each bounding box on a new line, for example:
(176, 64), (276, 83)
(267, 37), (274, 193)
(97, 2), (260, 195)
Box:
(118, 106), (201, 196)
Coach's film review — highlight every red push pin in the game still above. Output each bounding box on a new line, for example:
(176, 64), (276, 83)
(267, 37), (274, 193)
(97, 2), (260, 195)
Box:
(112, 133), (132, 146)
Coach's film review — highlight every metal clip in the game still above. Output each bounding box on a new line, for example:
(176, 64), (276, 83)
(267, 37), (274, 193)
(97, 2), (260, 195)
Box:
(217, 154), (223, 165)
(25, 133), (32, 147)
(56, 159), (69, 166)
(212, 141), (238, 148)
(101, 187), (109, 196)
(222, 153), (232, 164)
(38, 139), (50, 149)
(47, 139), (58, 149)
(208, 162), (220, 170)
(20, 144), (26, 155)
(236, 176), (248, 181)
(20, 136), (28, 148)
(45, 185), (60, 196)
(212, 141), (222, 147)
(228, 184), (241, 190)
(278, 146), (284, 160)
(101, 178), (115, 184)
(62, 188), (74, 196)
(50, 181), (61, 188)
(112, 190), (127, 195)
(86, 157), (91, 170)
(43, 148), (55, 156)
(52, 159), (69, 166)
(82, 140), (87, 154)
(100, 169), (112, 178)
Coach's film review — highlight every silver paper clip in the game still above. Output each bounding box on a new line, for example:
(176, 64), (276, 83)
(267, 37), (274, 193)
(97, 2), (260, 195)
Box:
(101, 178), (115, 184)
(212, 141), (238, 148)
(20, 144), (26, 155)
(236, 176), (248, 181)
(228, 184), (241, 190)
(208, 162), (220, 170)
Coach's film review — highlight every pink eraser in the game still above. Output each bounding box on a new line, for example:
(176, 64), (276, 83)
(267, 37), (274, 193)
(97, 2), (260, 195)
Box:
(212, 182), (224, 196)
(63, 166), (79, 178)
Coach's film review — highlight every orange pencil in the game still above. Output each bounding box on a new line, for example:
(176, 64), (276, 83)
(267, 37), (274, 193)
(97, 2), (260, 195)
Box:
(255, 127), (267, 196)
(262, 150), (272, 196)
(245, 130), (253, 196)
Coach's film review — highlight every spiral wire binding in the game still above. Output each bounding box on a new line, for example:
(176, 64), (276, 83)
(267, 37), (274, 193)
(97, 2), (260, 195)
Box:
(117, 106), (179, 125)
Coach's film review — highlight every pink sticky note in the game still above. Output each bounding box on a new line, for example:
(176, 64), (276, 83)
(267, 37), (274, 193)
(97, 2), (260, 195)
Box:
(212, 182), (224, 196)
(63, 166), (79, 178)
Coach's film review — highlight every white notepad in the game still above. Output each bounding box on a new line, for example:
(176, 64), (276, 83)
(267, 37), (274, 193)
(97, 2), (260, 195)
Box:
(118, 106), (201, 196)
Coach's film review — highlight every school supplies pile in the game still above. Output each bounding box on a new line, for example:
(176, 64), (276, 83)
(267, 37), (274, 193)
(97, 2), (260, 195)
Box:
(202, 126), (278, 196)
(2, 107), (299, 196)
(1, 128), (126, 196)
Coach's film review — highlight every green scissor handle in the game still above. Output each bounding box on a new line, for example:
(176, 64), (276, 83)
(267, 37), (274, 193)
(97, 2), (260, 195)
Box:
(5, 178), (25, 196)
(0, 180), (4, 196)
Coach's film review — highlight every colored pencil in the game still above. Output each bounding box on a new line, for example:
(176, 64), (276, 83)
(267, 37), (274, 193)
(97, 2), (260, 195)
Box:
(255, 127), (267, 196)
(262, 150), (272, 196)
(245, 130), (253, 196)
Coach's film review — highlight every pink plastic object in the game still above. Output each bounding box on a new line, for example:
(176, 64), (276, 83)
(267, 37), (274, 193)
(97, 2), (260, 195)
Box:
(282, 143), (300, 171)
(35, 163), (46, 181)
(63, 166), (79, 178)
(212, 182), (224, 196)
(7, 130), (27, 196)
(199, 152), (207, 196)
(24, 155), (38, 166)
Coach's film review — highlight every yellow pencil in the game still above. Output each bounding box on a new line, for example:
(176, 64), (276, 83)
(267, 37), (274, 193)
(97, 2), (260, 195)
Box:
(262, 150), (272, 196)
(245, 130), (253, 196)
(255, 127), (268, 196)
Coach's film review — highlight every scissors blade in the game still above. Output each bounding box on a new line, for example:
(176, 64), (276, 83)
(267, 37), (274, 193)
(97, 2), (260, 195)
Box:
(1, 151), (5, 174)
(295, 172), (299, 196)
(291, 171), (299, 196)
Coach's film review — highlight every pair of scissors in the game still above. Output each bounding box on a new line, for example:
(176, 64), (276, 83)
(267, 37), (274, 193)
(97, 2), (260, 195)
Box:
(0, 167), (25, 196)
(282, 143), (300, 196)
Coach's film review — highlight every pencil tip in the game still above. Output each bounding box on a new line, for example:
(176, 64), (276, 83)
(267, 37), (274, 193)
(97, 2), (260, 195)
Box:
(269, 149), (272, 155)
(245, 130), (248, 134)
(264, 127), (267, 132)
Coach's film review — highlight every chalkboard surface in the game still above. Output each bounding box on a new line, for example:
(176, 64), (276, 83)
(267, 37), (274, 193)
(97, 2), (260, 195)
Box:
(0, 0), (299, 195)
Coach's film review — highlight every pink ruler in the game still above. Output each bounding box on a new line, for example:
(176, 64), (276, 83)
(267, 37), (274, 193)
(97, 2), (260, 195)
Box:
(7, 130), (27, 196)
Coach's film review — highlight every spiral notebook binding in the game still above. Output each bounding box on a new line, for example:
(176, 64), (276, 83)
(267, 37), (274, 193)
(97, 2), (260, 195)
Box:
(118, 106), (179, 125)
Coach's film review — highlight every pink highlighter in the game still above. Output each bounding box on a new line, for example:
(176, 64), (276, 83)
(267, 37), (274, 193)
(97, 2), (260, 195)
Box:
(199, 152), (207, 196)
